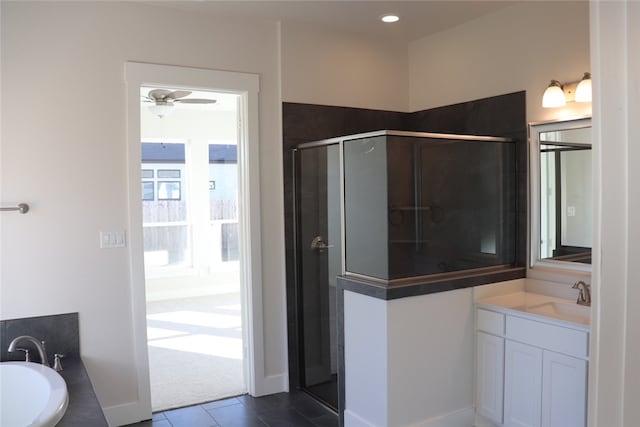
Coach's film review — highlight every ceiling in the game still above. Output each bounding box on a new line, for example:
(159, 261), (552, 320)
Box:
(151, 1), (518, 44)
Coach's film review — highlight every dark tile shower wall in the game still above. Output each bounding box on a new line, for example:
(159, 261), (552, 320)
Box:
(0, 313), (80, 364)
(282, 92), (527, 392)
(406, 92), (528, 268)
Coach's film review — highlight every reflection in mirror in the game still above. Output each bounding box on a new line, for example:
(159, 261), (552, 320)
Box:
(530, 118), (592, 271)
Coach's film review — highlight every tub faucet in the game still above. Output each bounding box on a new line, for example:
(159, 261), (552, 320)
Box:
(572, 281), (591, 307)
(7, 336), (50, 367)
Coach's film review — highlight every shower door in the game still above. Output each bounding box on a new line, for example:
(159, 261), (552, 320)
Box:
(295, 143), (342, 409)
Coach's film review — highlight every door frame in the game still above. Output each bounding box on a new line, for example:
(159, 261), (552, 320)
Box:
(125, 62), (264, 421)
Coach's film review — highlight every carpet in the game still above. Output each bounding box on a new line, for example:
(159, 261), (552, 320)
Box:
(146, 293), (246, 411)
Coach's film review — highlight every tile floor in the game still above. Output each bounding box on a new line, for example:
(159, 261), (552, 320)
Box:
(125, 391), (339, 427)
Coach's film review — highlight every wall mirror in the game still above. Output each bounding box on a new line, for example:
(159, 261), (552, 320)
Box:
(530, 117), (592, 272)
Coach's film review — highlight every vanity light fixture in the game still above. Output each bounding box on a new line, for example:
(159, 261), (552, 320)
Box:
(542, 72), (593, 108)
(381, 14), (400, 23)
(575, 72), (592, 103)
(542, 80), (566, 108)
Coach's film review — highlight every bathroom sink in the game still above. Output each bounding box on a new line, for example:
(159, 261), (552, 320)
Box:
(526, 301), (591, 325)
(0, 361), (68, 427)
(477, 291), (591, 327)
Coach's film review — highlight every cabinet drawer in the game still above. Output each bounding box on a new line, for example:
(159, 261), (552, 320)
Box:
(477, 309), (505, 336)
(506, 316), (588, 358)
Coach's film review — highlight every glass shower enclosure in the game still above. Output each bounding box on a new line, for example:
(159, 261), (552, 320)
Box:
(292, 130), (516, 410)
(294, 143), (342, 409)
(343, 132), (516, 280)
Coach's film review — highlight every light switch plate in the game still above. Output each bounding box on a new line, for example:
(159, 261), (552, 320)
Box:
(100, 231), (126, 249)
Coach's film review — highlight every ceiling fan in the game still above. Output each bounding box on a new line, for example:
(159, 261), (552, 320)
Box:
(142, 89), (217, 117)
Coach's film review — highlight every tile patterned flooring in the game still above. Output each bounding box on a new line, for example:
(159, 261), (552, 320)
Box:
(125, 391), (339, 427)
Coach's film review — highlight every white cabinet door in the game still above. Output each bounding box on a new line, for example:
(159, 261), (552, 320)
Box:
(504, 341), (543, 427)
(541, 351), (588, 427)
(476, 332), (505, 425)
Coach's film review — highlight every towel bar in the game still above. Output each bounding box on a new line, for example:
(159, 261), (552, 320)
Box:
(0, 203), (29, 214)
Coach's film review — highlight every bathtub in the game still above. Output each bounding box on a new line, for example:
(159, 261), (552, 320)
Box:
(0, 362), (68, 427)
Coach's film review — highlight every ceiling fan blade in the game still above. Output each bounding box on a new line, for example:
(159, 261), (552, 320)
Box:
(165, 90), (192, 100)
(174, 98), (217, 104)
(147, 89), (173, 101)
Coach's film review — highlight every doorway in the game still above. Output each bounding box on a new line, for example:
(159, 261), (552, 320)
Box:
(294, 142), (342, 409)
(140, 87), (246, 411)
(125, 62), (264, 421)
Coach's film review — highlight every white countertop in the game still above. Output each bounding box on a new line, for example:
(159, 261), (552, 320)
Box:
(476, 291), (591, 330)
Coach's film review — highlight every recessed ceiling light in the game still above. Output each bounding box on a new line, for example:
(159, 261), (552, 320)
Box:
(381, 14), (400, 23)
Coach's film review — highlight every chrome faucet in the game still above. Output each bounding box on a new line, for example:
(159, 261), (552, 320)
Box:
(572, 281), (591, 307)
(7, 336), (50, 367)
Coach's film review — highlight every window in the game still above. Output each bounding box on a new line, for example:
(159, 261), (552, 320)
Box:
(209, 144), (238, 221)
(221, 222), (239, 262)
(142, 182), (154, 201)
(158, 181), (181, 201)
(141, 143), (189, 269)
(158, 169), (181, 179)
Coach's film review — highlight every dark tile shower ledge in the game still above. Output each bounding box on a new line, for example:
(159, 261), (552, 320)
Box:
(337, 265), (526, 300)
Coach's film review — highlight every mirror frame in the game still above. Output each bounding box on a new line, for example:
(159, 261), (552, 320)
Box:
(529, 116), (592, 273)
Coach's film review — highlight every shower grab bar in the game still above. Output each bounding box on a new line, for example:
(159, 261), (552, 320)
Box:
(1, 203), (30, 214)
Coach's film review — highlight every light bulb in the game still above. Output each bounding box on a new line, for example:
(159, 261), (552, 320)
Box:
(542, 80), (566, 108)
(575, 72), (592, 103)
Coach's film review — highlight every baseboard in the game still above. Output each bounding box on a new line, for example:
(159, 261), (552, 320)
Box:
(474, 412), (501, 427)
(344, 407), (474, 427)
(252, 373), (289, 397)
(102, 373), (289, 426)
(414, 406), (475, 427)
(102, 400), (150, 427)
(344, 409), (378, 427)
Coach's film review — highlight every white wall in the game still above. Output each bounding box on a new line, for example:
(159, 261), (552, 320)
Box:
(623, 4), (640, 424)
(344, 291), (388, 427)
(280, 3), (592, 122)
(0, 2), (286, 424)
(387, 289), (474, 426)
(409, 1), (591, 123)
(280, 22), (409, 112)
(344, 289), (474, 427)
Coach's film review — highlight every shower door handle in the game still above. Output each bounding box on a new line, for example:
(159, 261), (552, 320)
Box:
(310, 235), (334, 252)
